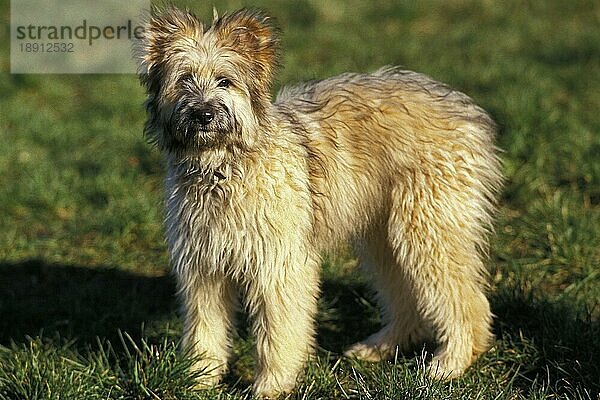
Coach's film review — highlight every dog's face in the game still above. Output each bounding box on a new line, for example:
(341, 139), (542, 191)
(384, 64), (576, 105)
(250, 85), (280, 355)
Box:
(137, 8), (278, 153)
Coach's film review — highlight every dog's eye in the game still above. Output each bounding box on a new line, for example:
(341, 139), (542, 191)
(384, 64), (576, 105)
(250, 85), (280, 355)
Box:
(216, 77), (232, 88)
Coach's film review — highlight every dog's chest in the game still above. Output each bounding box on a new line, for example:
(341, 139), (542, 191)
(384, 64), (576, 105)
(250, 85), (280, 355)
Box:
(165, 163), (313, 276)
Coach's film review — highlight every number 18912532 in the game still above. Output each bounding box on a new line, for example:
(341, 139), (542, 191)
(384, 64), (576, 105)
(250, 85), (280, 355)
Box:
(19, 42), (74, 53)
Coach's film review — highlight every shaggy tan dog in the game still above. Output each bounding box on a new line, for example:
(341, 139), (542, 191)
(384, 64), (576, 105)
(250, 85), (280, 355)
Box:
(137, 6), (502, 398)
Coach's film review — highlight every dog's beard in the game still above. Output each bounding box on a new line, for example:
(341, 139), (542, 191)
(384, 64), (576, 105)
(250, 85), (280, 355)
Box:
(168, 97), (235, 150)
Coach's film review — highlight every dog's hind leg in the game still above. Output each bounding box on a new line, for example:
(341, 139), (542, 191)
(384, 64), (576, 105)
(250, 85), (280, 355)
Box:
(345, 231), (431, 362)
(178, 274), (238, 387)
(385, 175), (494, 379)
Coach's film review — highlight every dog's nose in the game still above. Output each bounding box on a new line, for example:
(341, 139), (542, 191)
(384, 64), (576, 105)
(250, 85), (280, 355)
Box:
(195, 108), (214, 126)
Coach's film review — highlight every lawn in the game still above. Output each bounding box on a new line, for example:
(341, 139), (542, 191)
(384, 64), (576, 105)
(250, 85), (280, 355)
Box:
(1, 0), (599, 399)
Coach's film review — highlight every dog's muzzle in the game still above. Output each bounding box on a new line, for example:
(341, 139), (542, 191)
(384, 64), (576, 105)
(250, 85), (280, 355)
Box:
(193, 108), (215, 127)
(168, 98), (233, 149)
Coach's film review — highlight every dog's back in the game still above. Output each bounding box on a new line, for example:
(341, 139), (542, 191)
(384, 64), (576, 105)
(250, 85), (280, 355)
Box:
(275, 66), (502, 249)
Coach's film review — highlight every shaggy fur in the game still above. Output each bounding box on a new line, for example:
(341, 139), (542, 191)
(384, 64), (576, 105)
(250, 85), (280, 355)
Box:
(137, 6), (502, 398)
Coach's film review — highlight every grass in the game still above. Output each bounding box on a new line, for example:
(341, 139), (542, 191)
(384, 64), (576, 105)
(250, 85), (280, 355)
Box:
(1, 0), (599, 398)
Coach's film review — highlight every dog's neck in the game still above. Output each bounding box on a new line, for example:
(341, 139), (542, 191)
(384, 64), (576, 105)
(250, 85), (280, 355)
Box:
(166, 146), (237, 181)
(164, 114), (279, 183)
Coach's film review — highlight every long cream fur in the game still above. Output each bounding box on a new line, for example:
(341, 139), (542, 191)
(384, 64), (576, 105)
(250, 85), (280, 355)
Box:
(137, 7), (503, 398)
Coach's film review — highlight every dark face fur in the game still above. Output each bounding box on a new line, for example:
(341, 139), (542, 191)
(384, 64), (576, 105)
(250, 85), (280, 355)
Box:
(137, 7), (278, 155)
(168, 73), (235, 148)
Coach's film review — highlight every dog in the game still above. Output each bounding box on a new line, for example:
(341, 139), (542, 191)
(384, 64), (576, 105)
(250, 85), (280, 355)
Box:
(136, 6), (502, 398)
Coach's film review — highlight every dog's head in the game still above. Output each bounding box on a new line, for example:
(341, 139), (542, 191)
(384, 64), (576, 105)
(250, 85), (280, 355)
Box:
(136, 6), (278, 153)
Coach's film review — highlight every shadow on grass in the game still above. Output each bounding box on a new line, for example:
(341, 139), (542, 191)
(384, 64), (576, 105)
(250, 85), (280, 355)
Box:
(0, 258), (380, 350)
(491, 288), (600, 396)
(2, 259), (598, 396)
(0, 259), (178, 346)
(317, 276), (382, 354)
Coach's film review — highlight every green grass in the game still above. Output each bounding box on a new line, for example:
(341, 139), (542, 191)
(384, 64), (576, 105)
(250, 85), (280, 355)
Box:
(1, 0), (599, 398)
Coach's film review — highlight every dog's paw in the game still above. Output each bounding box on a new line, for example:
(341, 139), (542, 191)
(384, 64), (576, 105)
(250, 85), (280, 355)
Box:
(253, 374), (297, 399)
(344, 341), (392, 362)
(425, 353), (469, 380)
(189, 358), (227, 390)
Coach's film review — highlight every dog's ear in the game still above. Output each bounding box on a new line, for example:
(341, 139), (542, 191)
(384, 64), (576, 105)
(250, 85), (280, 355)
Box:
(135, 5), (203, 76)
(213, 9), (278, 85)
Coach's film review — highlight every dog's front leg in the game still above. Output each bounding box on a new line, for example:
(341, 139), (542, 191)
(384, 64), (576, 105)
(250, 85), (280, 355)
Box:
(246, 254), (320, 398)
(178, 273), (237, 388)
